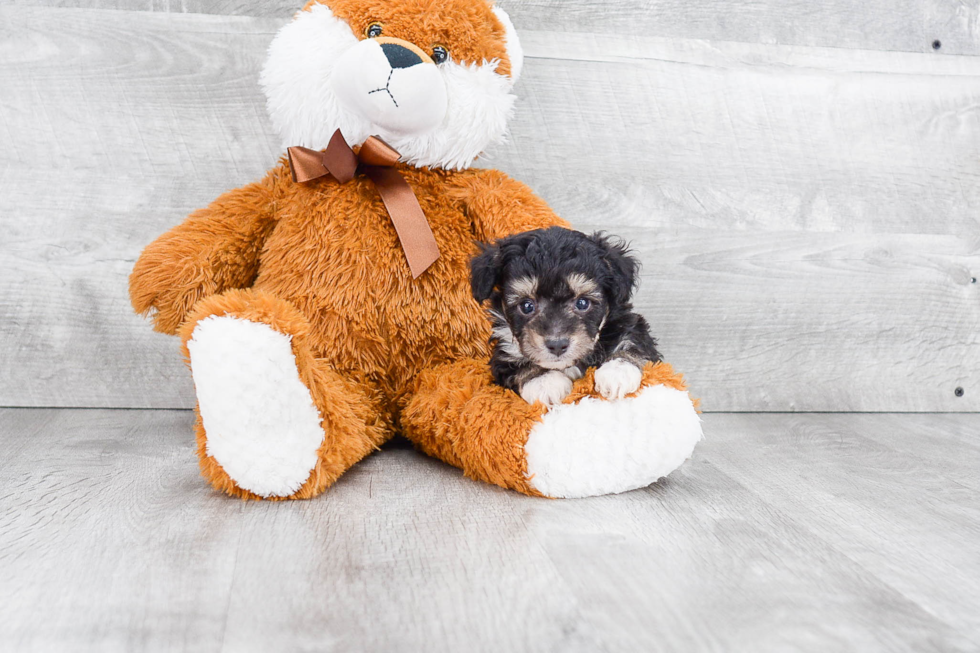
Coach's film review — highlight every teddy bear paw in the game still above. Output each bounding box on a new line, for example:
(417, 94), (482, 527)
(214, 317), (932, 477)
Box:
(523, 382), (702, 498)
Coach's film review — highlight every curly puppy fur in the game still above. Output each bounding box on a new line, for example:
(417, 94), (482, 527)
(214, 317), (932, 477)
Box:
(471, 227), (662, 404)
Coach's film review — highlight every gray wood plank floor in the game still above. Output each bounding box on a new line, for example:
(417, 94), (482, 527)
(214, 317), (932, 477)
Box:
(1, 409), (978, 652)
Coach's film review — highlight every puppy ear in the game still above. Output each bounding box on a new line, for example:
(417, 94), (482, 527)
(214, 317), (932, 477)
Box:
(589, 232), (640, 304)
(470, 242), (503, 303)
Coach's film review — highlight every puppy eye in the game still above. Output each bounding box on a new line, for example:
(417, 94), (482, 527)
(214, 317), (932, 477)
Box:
(365, 22), (383, 38)
(432, 45), (450, 64)
(575, 298), (591, 311)
(519, 300), (536, 315)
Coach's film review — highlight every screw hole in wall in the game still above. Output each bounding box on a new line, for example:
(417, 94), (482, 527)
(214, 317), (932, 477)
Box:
(932, 39), (942, 50)
(955, 387), (964, 397)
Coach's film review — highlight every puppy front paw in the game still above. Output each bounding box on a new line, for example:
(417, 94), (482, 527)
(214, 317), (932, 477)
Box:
(521, 371), (573, 408)
(594, 359), (643, 400)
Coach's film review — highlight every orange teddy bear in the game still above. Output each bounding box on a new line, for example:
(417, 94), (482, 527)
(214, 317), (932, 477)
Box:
(129, 0), (702, 500)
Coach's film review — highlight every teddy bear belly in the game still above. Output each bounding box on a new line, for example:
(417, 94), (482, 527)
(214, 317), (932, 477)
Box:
(252, 201), (491, 395)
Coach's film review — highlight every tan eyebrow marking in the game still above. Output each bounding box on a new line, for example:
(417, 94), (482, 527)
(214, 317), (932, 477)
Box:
(505, 276), (538, 305)
(566, 273), (599, 297)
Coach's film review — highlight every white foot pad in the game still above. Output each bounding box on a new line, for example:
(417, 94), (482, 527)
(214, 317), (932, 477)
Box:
(524, 384), (702, 498)
(187, 316), (324, 498)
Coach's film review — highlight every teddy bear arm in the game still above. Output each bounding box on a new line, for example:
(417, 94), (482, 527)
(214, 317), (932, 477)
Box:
(129, 165), (288, 335)
(401, 358), (703, 499)
(401, 358), (547, 497)
(462, 169), (569, 242)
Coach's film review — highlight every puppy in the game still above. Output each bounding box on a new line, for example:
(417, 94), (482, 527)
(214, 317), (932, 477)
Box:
(471, 227), (661, 407)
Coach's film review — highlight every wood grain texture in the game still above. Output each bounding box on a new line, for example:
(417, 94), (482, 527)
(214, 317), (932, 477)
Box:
(513, 32), (980, 240)
(704, 413), (980, 638)
(1, 7), (979, 410)
(607, 229), (980, 411)
(2, 409), (979, 651)
(6, 0), (980, 57)
(0, 409), (238, 651)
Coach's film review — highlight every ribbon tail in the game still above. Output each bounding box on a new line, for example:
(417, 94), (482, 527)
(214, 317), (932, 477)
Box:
(365, 166), (441, 279)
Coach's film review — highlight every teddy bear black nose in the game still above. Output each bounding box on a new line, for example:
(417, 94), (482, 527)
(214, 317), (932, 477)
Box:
(381, 43), (423, 69)
(545, 338), (570, 357)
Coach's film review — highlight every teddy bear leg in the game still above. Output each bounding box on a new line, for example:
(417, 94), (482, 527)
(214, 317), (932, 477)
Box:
(180, 289), (391, 500)
(400, 358), (702, 499)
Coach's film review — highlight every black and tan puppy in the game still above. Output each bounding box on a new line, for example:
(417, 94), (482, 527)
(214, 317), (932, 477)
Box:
(471, 227), (662, 407)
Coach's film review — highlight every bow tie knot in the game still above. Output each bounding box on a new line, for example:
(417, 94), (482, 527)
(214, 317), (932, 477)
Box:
(287, 129), (440, 279)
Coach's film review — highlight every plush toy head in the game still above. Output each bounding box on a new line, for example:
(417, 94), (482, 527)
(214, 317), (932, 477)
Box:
(261, 0), (524, 170)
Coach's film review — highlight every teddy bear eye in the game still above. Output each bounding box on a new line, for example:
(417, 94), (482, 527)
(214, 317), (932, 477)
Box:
(365, 22), (383, 38)
(432, 45), (450, 64)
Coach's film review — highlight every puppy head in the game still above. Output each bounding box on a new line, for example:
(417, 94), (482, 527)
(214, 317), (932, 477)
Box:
(261, 0), (523, 170)
(471, 227), (640, 369)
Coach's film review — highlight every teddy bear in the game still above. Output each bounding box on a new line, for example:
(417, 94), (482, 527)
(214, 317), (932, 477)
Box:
(129, 0), (702, 500)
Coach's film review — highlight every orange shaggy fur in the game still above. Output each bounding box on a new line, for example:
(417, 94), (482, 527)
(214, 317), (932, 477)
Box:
(131, 158), (570, 497)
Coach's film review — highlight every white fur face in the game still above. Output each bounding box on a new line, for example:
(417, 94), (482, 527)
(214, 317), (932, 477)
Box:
(331, 38), (448, 136)
(260, 3), (524, 170)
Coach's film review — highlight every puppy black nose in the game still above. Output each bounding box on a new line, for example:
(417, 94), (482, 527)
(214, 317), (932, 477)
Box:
(545, 338), (570, 357)
(381, 43), (423, 69)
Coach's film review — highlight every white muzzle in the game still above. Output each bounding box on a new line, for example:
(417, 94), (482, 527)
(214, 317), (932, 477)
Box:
(331, 38), (448, 137)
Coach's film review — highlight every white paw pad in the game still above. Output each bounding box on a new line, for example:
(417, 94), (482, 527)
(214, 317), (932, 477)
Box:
(187, 316), (324, 498)
(521, 371), (573, 408)
(594, 359), (643, 400)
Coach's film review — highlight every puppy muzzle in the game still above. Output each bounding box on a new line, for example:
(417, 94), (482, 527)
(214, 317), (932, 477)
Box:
(522, 331), (595, 371)
(331, 37), (448, 137)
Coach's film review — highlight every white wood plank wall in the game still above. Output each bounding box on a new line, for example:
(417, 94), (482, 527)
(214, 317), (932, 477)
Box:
(8, 0), (980, 55)
(1, 1), (978, 410)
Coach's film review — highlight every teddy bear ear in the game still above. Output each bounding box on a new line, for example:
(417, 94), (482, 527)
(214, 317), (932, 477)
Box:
(492, 5), (524, 85)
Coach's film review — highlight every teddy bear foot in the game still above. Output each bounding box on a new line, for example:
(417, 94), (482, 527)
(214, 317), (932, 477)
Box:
(402, 359), (702, 499)
(523, 382), (702, 498)
(186, 315), (325, 498)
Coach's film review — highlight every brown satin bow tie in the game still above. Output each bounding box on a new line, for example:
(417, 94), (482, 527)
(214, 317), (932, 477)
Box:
(287, 129), (440, 279)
